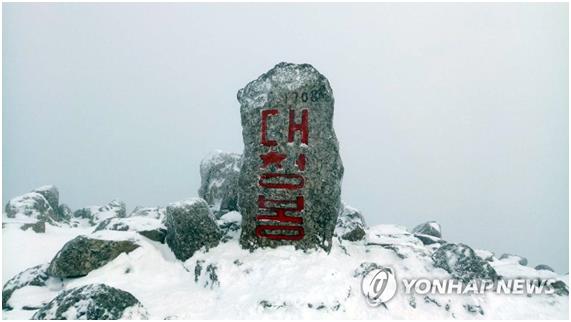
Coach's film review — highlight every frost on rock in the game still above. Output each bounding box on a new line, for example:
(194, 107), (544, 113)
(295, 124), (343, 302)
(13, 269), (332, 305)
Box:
(335, 204), (367, 241)
(432, 243), (499, 283)
(198, 151), (242, 217)
(72, 200), (126, 226)
(31, 284), (148, 320)
(217, 211), (242, 243)
(4, 192), (57, 225)
(165, 198), (222, 261)
(2, 264), (50, 310)
(47, 235), (139, 278)
(238, 62), (343, 252)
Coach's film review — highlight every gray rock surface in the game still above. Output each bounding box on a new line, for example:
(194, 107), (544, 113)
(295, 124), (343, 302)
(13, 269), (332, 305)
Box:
(432, 243), (499, 283)
(335, 204), (367, 241)
(32, 284), (148, 320)
(199, 151), (242, 217)
(47, 236), (139, 278)
(165, 198), (222, 261)
(411, 221), (442, 238)
(237, 62), (343, 252)
(499, 253), (528, 266)
(2, 264), (50, 310)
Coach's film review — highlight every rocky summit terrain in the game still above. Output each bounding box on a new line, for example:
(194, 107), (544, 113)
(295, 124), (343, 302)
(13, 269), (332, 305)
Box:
(2, 151), (568, 319)
(3, 63), (568, 319)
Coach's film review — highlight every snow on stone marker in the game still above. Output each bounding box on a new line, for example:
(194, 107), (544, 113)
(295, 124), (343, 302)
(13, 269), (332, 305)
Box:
(237, 62), (344, 251)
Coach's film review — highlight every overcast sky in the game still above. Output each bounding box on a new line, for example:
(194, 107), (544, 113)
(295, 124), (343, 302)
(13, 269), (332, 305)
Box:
(3, 3), (568, 272)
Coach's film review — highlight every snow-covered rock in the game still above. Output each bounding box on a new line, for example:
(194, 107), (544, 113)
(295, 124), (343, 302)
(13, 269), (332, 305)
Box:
(94, 216), (167, 243)
(535, 264), (556, 272)
(71, 200), (126, 226)
(2, 212), (568, 319)
(411, 221), (442, 238)
(4, 192), (57, 225)
(165, 198), (222, 261)
(31, 284), (148, 320)
(432, 243), (499, 283)
(217, 211), (242, 243)
(198, 151), (242, 217)
(47, 235), (139, 278)
(2, 264), (50, 310)
(335, 204), (367, 241)
(127, 207), (165, 220)
(499, 253), (528, 266)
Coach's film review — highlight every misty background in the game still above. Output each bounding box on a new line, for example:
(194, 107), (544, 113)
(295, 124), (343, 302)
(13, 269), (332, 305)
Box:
(3, 4), (568, 272)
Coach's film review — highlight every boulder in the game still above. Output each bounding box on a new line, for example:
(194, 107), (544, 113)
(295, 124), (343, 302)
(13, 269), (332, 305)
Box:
(57, 204), (73, 222)
(499, 253), (528, 266)
(32, 284), (148, 320)
(411, 221), (442, 238)
(47, 236), (139, 278)
(535, 264), (555, 272)
(198, 151), (242, 217)
(2, 264), (49, 310)
(32, 185), (60, 217)
(432, 243), (499, 283)
(5, 192), (57, 224)
(94, 217), (167, 243)
(72, 200), (126, 226)
(335, 204), (367, 241)
(165, 198), (222, 261)
(237, 62), (343, 252)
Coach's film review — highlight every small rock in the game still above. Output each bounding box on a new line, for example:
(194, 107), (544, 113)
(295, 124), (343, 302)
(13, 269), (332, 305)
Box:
(535, 264), (555, 272)
(432, 243), (499, 283)
(32, 284), (148, 320)
(411, 221), (442, 238)
(20, 221), (46, 233)
(2, 264), (49, 310)
(94, 216), (167, 243)
(165, 198), (222, 261)
(128, 206), (165, 220)
(72, 200), (126, 226)
(353, 262), (382, 277)
(47, 236), (139, 278)
(199, 151), (242, 217)
(335, 204), (367, 241)
(499, 253), (528, 266)
(551, 280), (569, 296)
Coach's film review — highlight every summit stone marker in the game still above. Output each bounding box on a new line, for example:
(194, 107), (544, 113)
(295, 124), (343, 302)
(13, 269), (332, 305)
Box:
(237, 62), (344, 251)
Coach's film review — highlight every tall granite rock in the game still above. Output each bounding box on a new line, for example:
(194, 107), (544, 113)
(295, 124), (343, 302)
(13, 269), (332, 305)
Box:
(237, 62), (343, 251)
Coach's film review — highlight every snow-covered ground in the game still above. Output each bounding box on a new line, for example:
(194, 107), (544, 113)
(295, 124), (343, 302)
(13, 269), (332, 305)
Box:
(2, 218), (568, 319)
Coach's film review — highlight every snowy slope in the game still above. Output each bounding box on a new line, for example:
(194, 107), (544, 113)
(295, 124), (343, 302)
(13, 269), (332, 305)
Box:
(2, 214), (568, 320)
